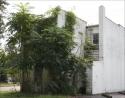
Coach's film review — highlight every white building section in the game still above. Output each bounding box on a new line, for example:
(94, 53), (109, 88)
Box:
(92, 6), (125, 94)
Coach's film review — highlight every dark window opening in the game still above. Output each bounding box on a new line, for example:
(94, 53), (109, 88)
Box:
(93, 33), (99, 50)
(93, 33), (99, 44)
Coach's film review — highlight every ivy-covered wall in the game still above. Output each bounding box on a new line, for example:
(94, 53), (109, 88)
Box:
(57, 9), (87, 56)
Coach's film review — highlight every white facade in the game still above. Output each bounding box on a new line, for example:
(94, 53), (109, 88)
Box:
(91, 6), (125, 94)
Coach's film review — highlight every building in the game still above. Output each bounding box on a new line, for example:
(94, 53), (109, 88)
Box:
(57, 6), (125, 94)
(87, 6), (125, 94)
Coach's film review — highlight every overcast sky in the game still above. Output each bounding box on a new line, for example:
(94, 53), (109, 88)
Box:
(0, 0), (124, 48)
(7, 0), (124, 26)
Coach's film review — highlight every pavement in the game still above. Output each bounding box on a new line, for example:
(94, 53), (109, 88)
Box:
(71, 95), (106, 98)
(119, 91), (125, 95)
(110, 93), (125, 98)
(102, 93), (125, 98)
(71, 92), (125, 98)
(0, 86), (20, 92)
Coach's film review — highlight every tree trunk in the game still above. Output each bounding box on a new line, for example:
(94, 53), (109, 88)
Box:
(72, 72), (79, 95)
(21, 70), (32, 93)
(33, 66), (44, 94)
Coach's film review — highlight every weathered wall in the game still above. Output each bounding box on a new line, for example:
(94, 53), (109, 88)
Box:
(92, 6), (125, 94)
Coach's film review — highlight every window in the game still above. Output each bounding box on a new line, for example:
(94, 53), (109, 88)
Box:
(93, 33), (99, 44)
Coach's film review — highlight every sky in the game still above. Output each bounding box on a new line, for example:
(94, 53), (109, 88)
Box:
(0, 0), (125, 48)
(6, 0), (125, 26)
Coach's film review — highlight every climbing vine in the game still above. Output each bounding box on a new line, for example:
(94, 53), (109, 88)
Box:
(65, 11), (76, 32)
(36, 6), (61, 33)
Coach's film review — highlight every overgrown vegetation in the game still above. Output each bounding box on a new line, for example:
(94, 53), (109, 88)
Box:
(65, 11), (76, 32)
(0, 49), (7, 82)
(0, 3), (95, 95)
(0, 0), (8, 34)
(0, 0), (8, 82)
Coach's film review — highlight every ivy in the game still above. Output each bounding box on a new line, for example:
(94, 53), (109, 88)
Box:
(38, 7), (76, 34)
(65, 11), (76, 32)
(36, 6), (61, 33)
(50, 6), (61, 17)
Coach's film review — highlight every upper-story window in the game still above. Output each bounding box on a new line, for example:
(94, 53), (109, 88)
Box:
(93, 33), (99, 44)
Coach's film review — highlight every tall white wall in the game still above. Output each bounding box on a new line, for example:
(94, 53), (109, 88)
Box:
(92, 6), (125, 94)
(103, 17), (125, 93)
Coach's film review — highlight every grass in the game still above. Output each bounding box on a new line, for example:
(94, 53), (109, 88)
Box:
(0, 92), (70, 98)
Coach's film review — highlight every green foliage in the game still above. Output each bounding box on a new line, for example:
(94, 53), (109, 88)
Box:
(0, 0), (8, 11)
(0, 0), (8, 34)
(0, 49), (6, 66)
(32, 27), (75, 94)
(65, 11), (76, 32)
(5, 4), (94, 95)
(36, 6), (61, 33)
(7, 3), (36, 70)
(0, 49), (7, 82)
(31, 7), (77, 94)
(84, 38), (96, 66)
(46, 6), (61, 17)
(6, 3), (37, 93)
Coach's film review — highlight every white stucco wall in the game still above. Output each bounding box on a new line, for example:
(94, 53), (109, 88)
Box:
(92, 61), (104, 94)
(103, 17), (125, 93)
(92, 6), (125, 94)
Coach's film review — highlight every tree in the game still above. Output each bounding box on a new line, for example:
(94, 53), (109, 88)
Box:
(6, 4), (95, 95)
(31, 26), (74, 94)
(0, 49), (7, 82)
(0, 0), (8, 34)
(7, 3), (36, 93)
(31, 7), (77, 94)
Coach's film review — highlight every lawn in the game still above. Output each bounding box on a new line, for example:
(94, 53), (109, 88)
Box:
(0, 92), (70, 98)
